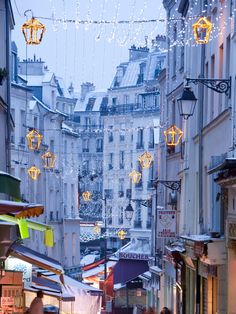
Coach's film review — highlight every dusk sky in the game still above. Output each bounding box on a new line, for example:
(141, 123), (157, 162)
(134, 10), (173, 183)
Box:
(12, 0), (165, 92)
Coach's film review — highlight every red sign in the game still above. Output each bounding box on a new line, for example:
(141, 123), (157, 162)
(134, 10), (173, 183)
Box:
(157, 210), (176, 238)
(1, 297), (14, 306)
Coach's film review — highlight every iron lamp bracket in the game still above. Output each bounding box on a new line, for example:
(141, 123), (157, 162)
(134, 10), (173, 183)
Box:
(186, 77), (231, 97)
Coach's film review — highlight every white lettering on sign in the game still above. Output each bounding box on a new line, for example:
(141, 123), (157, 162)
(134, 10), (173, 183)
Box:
(119, 252), (149, 260)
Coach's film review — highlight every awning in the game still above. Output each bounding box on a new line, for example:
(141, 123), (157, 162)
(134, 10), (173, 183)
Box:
(7, 243), (64, 275)
(208, 158), (236, 174)
(0, 171), (20, 199)
(113, 259), (149, 285)
(0, 200), (44, 218)
(0, 215), (54, 247)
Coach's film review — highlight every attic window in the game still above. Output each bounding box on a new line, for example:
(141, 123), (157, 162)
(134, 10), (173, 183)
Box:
(86, 98), (96, 111)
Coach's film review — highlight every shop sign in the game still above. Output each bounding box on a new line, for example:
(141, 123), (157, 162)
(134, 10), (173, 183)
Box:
(5, 257), (32, 285)
(119, 252), (149, 260)
(0, 297), (14, 306)
(157, 210), (176, 238)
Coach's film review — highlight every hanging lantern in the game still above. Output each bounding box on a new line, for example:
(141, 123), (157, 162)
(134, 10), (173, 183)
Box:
(42, 151), (56, 169)
(192, 17), (212, 44)
(93, 224), (101, 235)
(22, 17), (46, 45)
(129, 170), (142, 184)
(164, 125), (183, 146)
(28, 166), (41, 180)
(117, 229), (126, 240)
(138, 151), (153, 169)
(82, 191), (92, 202)
(26, 129), (43, 150)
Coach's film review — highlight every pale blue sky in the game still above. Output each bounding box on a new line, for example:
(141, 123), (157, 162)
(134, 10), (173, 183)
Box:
(12, 0), (165, 91)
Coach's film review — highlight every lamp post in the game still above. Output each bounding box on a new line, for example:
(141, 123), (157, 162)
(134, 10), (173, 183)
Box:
(124, 203), (134, 222)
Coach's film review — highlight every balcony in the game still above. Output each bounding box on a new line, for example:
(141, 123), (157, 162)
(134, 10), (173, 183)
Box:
(105, 103), (160, 116)
(134, 220), (142, 228)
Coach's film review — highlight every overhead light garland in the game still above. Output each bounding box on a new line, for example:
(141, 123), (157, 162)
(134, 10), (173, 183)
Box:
(164, 125), (183, 146)
(22, 15), (46, 45)
(138, 151), (153, 169)
(129, 170), (142, 184)
(82, 191), (92, 202)
(26, 129), (43, 150)
(192, 16), (212, 44)
(28, 166), (41, 180)
(42, 151), (56, 169)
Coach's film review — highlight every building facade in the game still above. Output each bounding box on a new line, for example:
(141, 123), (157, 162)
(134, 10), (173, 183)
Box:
(153, 0), (235, 313)
(103, 40), (166, 251)
(10, 53), (81, 277)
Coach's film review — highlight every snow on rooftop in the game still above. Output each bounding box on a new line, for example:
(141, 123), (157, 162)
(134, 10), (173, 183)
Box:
(181, 234), (211, 242)
(80, 254), (99, 266)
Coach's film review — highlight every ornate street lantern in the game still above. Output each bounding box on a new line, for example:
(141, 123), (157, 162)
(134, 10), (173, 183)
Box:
(129, 170), (142, 184)
(177, 86), (197, 119)
(42, 151), (56, 169)
(117, 229), (126, 240)
(192, 17), (212, 44)
(26, 129), (43, 150)
(82, 191), (92, 202)
(22, 17), (46, 45)
(125, 203), (134, 221)
(93, 224), (101, 235)
(28, 166), (41, 180)
(138, 151), (153, 169)
(164, 125), (183, 146)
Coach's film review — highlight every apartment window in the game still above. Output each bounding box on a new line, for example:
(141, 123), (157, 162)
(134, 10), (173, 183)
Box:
(107, 206), (113, 224)
(49, 211), (53, 221)
(134, 201), (142, 228)
(180, 20), (185, 70)
(148, 165), (154, 189)
(96, 139), (103, 152)
(119, 206), (124, 224)
(51, 90), (55, 109)
(123, 95), (129, 104)
(64, 140), (67, 162)
(149, 128), (154, 148)
(104, 189), (114, 199)
(109, 153), (113, 170)
(135, 161), (143, 188)
(82, 139), (89, 152)
(137, 62), (146, 84)
(82, 160), (89, 174)
(218, 44), (224, 114)
(136, 128), (144, 149)
(172, 23), (177, 76)
(50, 140), (54, 153)
(20, 110), (25, 140)
(85, 117), (91, 130)
(112, 97), (117, 107)
(120, 123), (125, 141)
(72, 233), (76, 262)
(11, 109), (15, 144)
(210, 54), (215, 120)
(34, 116), (38, 129)
(120, 151), (125, 169)
(108, 126), (113, 142)
(119, 179), (124, 197)
(225, 35), (231, 109)
(71, 184), (75, 209)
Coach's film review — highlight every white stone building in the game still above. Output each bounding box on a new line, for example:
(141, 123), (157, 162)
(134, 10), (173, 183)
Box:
(153, 0), (235, 313)
(103, 40), (166, 251)
(10, 52), (81, 278)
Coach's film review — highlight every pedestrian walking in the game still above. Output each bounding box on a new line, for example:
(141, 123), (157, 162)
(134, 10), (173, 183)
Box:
(160, 307), (171, 314)
(29, 291), (44, 314)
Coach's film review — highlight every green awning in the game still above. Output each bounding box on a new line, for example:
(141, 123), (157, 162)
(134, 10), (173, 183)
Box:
(0, 171), (21, 199)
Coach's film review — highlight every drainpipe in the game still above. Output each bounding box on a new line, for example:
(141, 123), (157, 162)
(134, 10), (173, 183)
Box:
(198, 42), (205, 234)
(5, 0), (11, 173)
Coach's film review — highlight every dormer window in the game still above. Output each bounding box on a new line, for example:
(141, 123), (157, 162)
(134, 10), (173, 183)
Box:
(137, 62), (146, 84)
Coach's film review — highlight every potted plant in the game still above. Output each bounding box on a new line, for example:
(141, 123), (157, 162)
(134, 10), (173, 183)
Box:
(0, 68), (8, 85)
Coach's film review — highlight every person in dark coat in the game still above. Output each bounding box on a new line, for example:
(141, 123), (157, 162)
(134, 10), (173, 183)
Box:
(160, 307), (171, 314)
